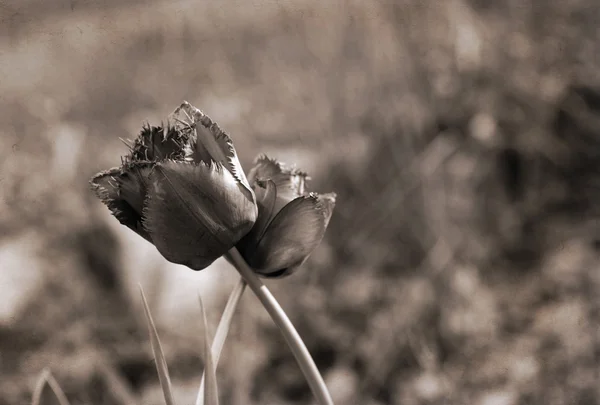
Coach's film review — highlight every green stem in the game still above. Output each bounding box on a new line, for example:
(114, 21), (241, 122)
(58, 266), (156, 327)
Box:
(228, 248), (334, 405)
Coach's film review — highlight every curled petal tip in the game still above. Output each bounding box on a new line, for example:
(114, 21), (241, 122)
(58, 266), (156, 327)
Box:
(247, 155), (283, 185)
(253, 153), (282, 167)
(90, 166), (123, 205)
(90, 166), (152, 241)
(172, 101), (193, 116)
(171, 102), (254, 200)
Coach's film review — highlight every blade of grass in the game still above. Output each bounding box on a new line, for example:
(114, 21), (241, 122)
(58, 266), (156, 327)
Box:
(31, 368), (71, 405)
(139, 285), (175, 405)
(227, 248), (334, 405)
(197, 295), (219, 405)
(195, 278), (246, 405)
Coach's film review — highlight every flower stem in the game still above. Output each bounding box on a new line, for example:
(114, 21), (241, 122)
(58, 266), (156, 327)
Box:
(227, 248), (334, 405)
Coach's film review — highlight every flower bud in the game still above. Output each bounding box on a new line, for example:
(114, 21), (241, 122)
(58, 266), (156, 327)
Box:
(236, 155), (336, 277)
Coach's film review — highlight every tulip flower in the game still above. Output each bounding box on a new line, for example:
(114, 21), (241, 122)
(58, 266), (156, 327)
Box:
(90, 102), (257, 271)
(235, 155), (336, 278)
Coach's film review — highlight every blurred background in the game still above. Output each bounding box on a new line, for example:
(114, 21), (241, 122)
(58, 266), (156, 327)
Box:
(1, 0), (600, 404)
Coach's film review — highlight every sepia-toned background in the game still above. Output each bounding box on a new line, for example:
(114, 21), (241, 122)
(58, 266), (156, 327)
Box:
(1, 0), (600, 404)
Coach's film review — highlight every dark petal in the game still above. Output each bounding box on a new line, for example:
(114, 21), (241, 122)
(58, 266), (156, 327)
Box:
(143, 160), (257, 271)
(251, 179), (278, 241)
(89, 167), (152, 242)
(128, 124), (188, 163)
(248, 195), (326, 277)
(172, 101), (254, 200)
(118, 163), (154, 214)
(237, 179), (277, 258)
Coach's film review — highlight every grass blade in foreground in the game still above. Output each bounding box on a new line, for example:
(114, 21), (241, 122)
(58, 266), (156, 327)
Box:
(195, 278), (246, 405)
(227, 248), (334, 405)
(139, 285), (175, 405)
(31, 369), (71, 405)
(198, 295), (219, 405)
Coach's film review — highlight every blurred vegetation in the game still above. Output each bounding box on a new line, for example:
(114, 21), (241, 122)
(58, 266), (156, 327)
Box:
(1, 0), (600, 404)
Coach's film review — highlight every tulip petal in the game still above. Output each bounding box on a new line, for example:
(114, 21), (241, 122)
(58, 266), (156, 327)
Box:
(275, 168), (309, 206)
(129, 124), (188, 163)
(143, 160), (257, 271)
(247, 155), (309, 205)
(237, 179), (277, 259)
(253, 179), (278, 239)
(90, 167), (152, 242)
(316, 192), (337, 227)
(172, 101), (254, 200)
(118, 163), (154, 214)
(249, 195), (327, 277)
(247, 154), (282, 185)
